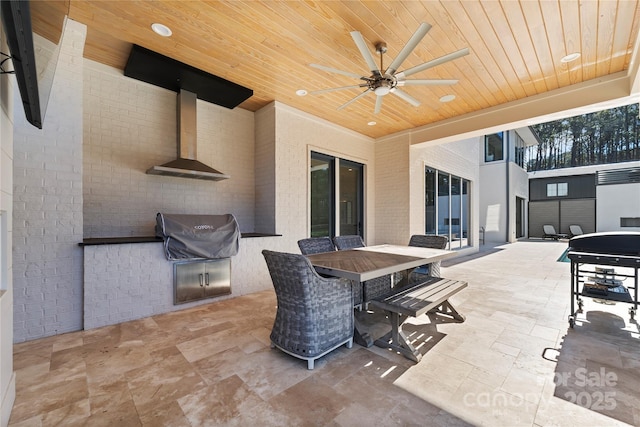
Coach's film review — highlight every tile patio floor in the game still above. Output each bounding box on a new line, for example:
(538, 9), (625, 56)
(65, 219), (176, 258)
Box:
(8, 240), (640, 426)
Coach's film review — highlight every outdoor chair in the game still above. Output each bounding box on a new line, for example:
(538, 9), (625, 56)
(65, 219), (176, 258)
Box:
(569, 225), (584, 237)
(297, 237), (335, 254)
(408, 234), (448, 283)
(332, 235), (394, 302)
(543, 225), (568, 240)
(262, 250), (353, 369)
(298, 237), (363, 307)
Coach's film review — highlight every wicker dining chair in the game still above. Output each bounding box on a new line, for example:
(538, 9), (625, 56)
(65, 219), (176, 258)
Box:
(297, 237), (363, 307)
(297, 237), (335, 255)
(332, 235), (394, 303)
(262, 250), (354, 369)
(408, 234), (448, 283)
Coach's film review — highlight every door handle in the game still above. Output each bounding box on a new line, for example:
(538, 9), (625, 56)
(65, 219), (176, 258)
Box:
(205, 272), (210, 286)
(199, 273), (204, 287)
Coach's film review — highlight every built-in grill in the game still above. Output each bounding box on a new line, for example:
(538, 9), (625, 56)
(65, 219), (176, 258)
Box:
(156, 213), (240, 304)
(567, 232), (640, 327)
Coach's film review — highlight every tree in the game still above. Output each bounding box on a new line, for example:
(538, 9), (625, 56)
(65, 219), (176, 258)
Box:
(527, 103), (640, 171)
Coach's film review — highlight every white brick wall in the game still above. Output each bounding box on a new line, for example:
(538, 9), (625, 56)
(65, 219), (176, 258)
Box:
(12, 20), (86, 342)
(374, 135), (410, 245)
(83, 61), (255, 237)
(254, 104), (276, 233)
(1, 18), (16, 424)
(83, 235), (288, 330)
(376, 132), (480, 248)
(272, 103), (376, 244)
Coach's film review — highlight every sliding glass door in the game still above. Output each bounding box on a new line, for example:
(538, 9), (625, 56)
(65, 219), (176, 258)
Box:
(310, 152), (364, 238)
(425, 166), (471, 249)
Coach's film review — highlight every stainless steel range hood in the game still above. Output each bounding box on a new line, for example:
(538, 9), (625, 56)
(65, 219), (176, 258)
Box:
(147, 89), (230, 181)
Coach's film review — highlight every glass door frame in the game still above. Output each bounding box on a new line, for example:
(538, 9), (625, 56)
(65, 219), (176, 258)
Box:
(309, 150), (366, 240)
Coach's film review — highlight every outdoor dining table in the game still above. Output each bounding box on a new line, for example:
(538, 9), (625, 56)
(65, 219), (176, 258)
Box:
(306, 244), (457, 347)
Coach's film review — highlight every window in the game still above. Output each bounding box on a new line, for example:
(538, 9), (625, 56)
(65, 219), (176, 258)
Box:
(547, 182), (568, 197)
(514, 132), (526, 169)
(425, 167), (470, 249)
(310, 152), (364, 238)
(484, 132), (504, 162)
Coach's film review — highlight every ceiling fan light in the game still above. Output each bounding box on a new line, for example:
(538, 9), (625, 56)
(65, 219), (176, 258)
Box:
(374, 86), (390, 96)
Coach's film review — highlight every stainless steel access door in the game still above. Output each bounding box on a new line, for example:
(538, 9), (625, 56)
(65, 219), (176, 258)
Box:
(174, 258), (231, 304)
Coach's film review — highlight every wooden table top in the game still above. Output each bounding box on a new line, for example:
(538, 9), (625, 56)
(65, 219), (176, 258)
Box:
(306, 244), (454, 282)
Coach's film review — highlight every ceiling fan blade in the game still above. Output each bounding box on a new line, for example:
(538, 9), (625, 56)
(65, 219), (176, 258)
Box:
(310, 63), (364, 80)
(374, 95), (383, 114)
(396, 79), (459, 86)
(310, 84), (367, 95)
(386, 23), (432, 75)
(395, 48), (470, 79)
(338, 89), (372, 110)
(391, 88), (421, 107)
(350, 31), (382, 76)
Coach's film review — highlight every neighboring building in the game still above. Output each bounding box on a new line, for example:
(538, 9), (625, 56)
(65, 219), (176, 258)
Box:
(478, 127), (537, 243)
(528, 161), (640, 236)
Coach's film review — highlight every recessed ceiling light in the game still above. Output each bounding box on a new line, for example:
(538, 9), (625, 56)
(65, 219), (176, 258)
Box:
(440, 94), (456, 103)
(367, 121), (376, 126)
(151, 23), (172, 37)
(296, 89), (308, 96)
(561, 52), (581, 63)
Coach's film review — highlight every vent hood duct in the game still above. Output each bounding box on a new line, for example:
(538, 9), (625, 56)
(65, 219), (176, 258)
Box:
(147, 90), (230, 181)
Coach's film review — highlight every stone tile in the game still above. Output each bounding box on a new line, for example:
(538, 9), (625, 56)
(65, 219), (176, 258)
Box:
(9, 242), (640, 427)
(268, 376), (350, 426)
(177, 374), (264, 425)
(126, 353), (206, 417)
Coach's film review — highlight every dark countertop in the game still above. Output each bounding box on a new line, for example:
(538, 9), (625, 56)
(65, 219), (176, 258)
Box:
(80, 233), (281, 246)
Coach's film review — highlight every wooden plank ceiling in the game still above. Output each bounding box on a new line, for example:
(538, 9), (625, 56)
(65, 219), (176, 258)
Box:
(31, 1), (640, 139)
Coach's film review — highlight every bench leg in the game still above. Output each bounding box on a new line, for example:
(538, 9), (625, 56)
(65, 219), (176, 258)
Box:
(374, 311), (422, 362)
(430, 300), (466, 322)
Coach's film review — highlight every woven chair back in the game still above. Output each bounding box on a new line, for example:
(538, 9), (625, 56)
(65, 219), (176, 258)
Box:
(297, 237), (335, 255)
(408, 234), (448, 249)
(333, 235), (365, 250)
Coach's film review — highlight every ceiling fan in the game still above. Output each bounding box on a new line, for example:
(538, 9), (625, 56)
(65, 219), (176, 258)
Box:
(310, 23), (469, 114)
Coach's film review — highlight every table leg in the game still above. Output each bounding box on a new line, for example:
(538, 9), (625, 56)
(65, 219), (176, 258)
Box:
(353, 313), (373, 347)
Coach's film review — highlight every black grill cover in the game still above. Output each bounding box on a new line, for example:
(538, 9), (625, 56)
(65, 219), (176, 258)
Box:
(156, 213), (240, 260)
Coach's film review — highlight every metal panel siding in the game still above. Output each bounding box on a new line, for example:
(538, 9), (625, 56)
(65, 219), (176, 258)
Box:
(529, 201), (560, 237)
(560, 199), (596, 234)
(597, 167), (640, 185)
(529, 175), (596, 200)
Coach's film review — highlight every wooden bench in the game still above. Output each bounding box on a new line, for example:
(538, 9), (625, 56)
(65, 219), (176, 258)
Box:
(370, 277), (467, 362)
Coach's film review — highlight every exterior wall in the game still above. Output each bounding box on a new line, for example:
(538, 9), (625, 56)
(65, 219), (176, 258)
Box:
(12, 20), (86, 343)
(529, 161), (640, 234)
(0, 19), (16, 425)
(412, 138), (480, 248)
(271, 103), (376, 246)
(254, 105), (276, 234)
(375, 131), (480, 253)
(374, 134), (410, 244)
(597, 183), (640, 232)
(83, 236), (280, 329)
(83, 61), (255, 237)
(479, 157), (507, 243)
(508, 161), (529, 242)
(479, 130), (531, 243)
